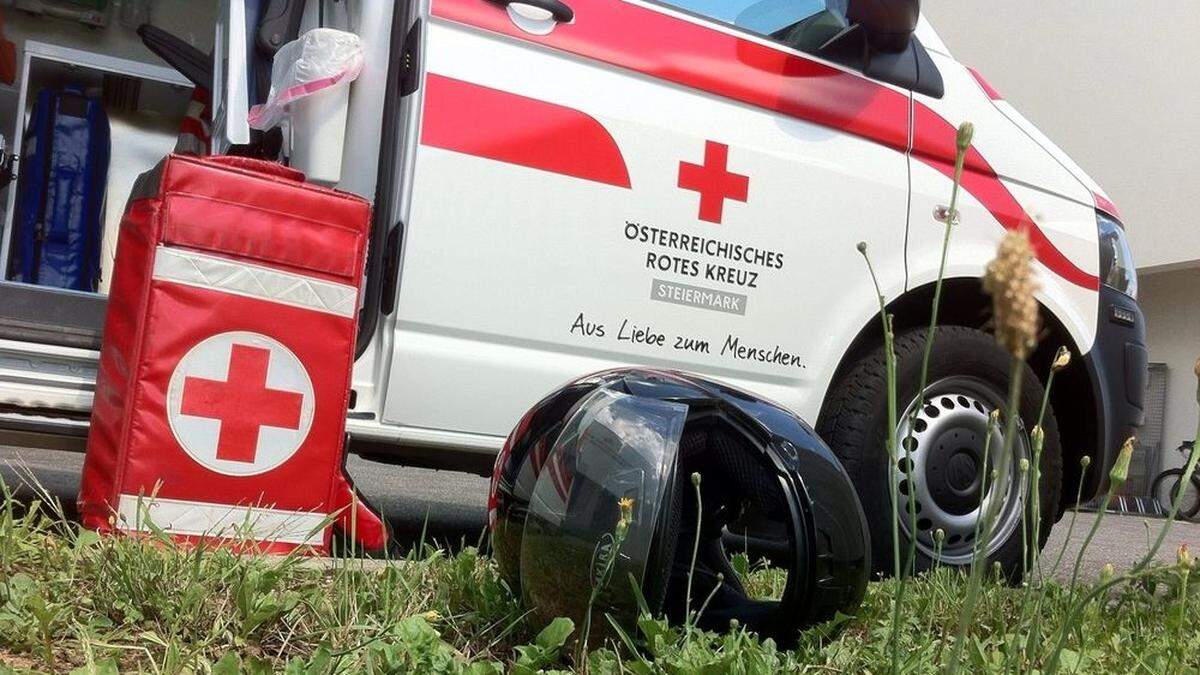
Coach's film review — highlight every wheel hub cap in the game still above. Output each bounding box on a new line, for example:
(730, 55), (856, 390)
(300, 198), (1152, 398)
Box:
(894, 377), (1030, 565)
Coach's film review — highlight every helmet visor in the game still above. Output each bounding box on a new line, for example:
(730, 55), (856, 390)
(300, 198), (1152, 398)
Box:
(520, 387), (688, 627)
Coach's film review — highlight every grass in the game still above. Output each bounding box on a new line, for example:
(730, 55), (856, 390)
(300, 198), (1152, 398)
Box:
(0, 482), (1198, 673)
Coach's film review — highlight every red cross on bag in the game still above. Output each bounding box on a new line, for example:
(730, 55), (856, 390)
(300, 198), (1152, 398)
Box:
(79, 154), (387, 555)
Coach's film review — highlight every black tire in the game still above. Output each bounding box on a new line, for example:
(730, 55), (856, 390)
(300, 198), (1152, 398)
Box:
(1151, 470), (1200, 520)
(817, 326), (1063, 581)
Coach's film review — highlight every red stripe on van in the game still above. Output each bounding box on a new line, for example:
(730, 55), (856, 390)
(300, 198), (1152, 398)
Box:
(967, 66), (1003, 100)
(1093, 192), (1122, 222)
(430, 0), (1099, 290)
(421, 74), (631, 189)
(432, 0), (911, 152)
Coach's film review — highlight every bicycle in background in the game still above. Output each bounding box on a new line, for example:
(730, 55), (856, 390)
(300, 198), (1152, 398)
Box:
(1151, 441), (1200, 521)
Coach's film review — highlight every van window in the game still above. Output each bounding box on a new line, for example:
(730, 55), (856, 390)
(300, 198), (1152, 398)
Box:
(656, 0), (837, 45)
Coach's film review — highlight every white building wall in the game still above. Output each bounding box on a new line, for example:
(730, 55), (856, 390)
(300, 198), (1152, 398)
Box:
(1138, 268), (1200, 470)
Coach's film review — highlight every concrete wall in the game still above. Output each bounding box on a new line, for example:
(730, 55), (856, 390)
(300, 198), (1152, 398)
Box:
(1138, 267), (1200, 470)
(922, 1), (1200, 273)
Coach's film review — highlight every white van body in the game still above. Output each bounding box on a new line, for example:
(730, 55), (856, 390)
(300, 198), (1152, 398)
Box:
(0, 1), (1145, 568)
(344, 0), (1142, 485)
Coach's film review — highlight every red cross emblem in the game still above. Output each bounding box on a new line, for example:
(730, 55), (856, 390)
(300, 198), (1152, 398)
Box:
(167, 332), (314, 476)
(181, 344), (304, 463)
(677, 140), (749, 224)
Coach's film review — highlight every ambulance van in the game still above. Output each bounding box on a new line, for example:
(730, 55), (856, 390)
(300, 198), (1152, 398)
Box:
(0, 0), (1145, 576)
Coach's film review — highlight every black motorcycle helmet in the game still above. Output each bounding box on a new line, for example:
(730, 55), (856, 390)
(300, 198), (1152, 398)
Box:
(488, 369), (869, 644)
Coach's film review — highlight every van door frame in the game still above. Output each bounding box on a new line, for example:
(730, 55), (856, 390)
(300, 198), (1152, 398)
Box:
(355, 1), (421, 359)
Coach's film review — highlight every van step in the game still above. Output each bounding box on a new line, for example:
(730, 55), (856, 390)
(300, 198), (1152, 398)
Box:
(0, 339), (98, 413)
(0, 282), (106, 350)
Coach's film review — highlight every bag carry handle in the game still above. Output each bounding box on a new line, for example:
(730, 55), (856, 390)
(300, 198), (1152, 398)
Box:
(206, 155), (306, 183)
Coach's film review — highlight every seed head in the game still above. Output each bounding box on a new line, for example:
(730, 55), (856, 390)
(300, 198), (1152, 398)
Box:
(1178, 543), (1194, 570)
(1100, 563), (1115, 583)
(983, 230), (1041, 359)
(1109, 437), (1135, 487)
(691, 472), (702, 487)
(1031, 425), (1044, 450)
(1019, 457), (1030, 473)
(956, 122), (975, 154)
(934, 528), (946, 544)
(857, 241), (868, 255)
(1081, 455), (1092, 470)
(1052, 346), (1071, 372)
(618, 497), (635, 525)
(989, 409), (1001, 426)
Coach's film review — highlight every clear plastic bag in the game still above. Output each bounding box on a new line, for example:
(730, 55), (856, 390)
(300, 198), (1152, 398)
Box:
(247, 28), (364, 131)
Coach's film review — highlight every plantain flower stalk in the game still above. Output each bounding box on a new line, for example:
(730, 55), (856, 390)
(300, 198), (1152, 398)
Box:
(855, 239), (904, 674)
(952, 227), (1044, 675)
(1179, 543), (1194, 571)
(1068, 437), (1135, 593)
(983, 230), (1041, 359)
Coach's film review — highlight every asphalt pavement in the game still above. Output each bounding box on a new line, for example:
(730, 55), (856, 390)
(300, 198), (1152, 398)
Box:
(1, 445), (1196, 578)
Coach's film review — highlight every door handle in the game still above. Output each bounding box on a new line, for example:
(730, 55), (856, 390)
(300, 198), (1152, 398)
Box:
(488, 0), (574, 25)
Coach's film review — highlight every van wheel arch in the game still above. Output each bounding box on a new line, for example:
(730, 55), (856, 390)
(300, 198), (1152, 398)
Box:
(816, 277), (1098, 517)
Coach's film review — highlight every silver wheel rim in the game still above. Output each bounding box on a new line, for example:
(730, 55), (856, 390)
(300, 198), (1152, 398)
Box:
(894, 376), (1031, 565)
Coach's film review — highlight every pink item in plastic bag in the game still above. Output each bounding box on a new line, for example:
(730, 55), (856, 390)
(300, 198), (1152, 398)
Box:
(248, 28), (364, 130)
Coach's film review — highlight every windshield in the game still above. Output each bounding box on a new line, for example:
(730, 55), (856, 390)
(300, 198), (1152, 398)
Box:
(661, 0), (833, 37)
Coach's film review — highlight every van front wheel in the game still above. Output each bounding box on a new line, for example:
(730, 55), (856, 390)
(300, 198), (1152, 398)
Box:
(817, 326), (1062, 581)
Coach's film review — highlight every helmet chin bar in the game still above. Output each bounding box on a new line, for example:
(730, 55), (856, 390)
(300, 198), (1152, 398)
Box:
(488, 369), (869, 646)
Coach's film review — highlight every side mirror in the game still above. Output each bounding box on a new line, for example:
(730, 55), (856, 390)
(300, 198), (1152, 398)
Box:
(846, 0), (920, 53)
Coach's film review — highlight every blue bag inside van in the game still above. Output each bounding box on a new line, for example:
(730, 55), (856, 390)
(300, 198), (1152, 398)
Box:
(9, 86), (111, 291)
